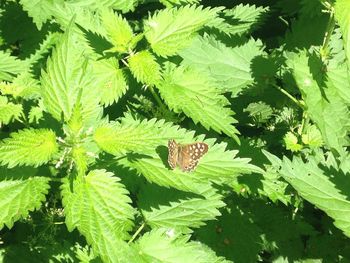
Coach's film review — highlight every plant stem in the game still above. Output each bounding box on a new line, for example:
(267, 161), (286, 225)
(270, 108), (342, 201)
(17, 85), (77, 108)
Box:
(321, 4), (335, 59)
(272, 83), (304, 109)
(149, 86), (168, 113)
(128, 223), (145, 244)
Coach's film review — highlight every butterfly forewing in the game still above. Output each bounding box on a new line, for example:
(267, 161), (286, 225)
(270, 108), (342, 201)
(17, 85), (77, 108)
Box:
(168, 139), (179, 169)
(168, 140), (208, 172)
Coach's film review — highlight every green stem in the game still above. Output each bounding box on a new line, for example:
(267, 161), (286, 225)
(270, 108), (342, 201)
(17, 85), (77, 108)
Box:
(321, 5), (335, 59)
(128, 223), (145, 244)
(149, 86), (168, 113)
(272, 84), (304, 109)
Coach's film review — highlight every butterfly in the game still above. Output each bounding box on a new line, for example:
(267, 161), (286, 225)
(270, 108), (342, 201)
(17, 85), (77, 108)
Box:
(167, 139), (208, 172)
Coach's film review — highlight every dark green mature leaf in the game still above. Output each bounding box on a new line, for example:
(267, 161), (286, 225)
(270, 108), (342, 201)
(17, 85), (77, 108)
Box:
(0, 129), (58, 168)
(275, 154), (350, 238)
(288, 51), (350, 152)
(180, 36), (264, 95)
(133, 228), (231, 263)
(0, 167), (50, 230)
(158, 63), (239, 140)
(144, 5), (223, 57)
(62, 169), (137, 262)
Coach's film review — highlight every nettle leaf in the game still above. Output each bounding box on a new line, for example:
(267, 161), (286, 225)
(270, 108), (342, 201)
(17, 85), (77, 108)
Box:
(0, 129), (58, 168)
(0, 96), (23, 126)
(160, 0), (200, 8)
(128, 50), (161, 86)
(0, 167), (50, 230)
(95, 115), (260, 194)
(92, 58), (128, 106)
(0, 72), (41, 100)
(41, 23), (101, 124)
(277, 155), (350, 238)
(62, 169), (136, 262)
(327, 62), (350, 105)
(142, 189), (223, 233)
(180, 36), (265, 95)
(0, 51), (28, 81)
(158, 63), (239, 140)
(210, 4), (269, 36)
(288, 51), (350, 152)
(19, 0), (52, 30)
(101, 9), (133, 53)
(134, 228), (231, 263)
(144, 5), (222, 57)
(335, 0), (350, 69)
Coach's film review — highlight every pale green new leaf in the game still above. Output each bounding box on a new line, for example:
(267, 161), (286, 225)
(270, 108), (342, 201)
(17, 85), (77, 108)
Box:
(0, 96), (23, 125)
(210, 4), (269, 36)
(0, 167), (50, 230)
(143, 190), (223, 233)
(62, 169), (136, 262)
(128, 51), (161, 86)
(144, 5), (222, 57)
(288, 51), (350, 152)
(335, 0), (350, 70)
(20, 0), (53, 29)
(277, 155), (350, 238)
(0, 72), (41, 100)
(134, 228), (231, 263)
(0, 51), (28, 81)
(101, 9), (133, 53)
(95, 115), (260, 194)
(92, 58), (128, 106)
(0, 129), (58, 168)
(180, 36), (264, 95)
(41, 23), (102, 124)
(158, 63), (239, 140)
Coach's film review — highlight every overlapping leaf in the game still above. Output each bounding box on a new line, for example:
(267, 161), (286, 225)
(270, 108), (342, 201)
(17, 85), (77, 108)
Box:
(288, 51), (350, 152)
(179, 36), (265, 95)
(157, 63), (239, 140)
(0, 51), (28, 81)
(0, 96), (23, 125)
(61, 169), (136, 262)
(133, 228), (231, 263)
(0, 167), (50, 230)
(0, 129), (58, 168)
(19, 0), (53, 29)
(144, 5), (223, 57)
(41, 23), (102, 124)
(335, 0), (350, 70)
(274, 155), (350, 238)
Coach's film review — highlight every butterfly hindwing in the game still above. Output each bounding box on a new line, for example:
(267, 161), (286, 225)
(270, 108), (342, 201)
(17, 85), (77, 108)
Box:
(168, 139), (179, 169)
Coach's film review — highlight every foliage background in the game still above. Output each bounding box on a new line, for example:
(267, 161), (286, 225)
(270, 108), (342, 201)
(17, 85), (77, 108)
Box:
(0, 0), (350, 262)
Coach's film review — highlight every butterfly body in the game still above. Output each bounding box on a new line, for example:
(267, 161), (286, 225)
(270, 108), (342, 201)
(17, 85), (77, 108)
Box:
(168, 139), (208, 172)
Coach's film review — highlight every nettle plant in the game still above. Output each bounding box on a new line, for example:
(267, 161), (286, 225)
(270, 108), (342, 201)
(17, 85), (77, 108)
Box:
(1, 0), (350, 262)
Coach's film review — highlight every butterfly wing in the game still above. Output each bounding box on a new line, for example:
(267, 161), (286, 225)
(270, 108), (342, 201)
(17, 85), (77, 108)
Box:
(178, 142), (208, 172)
(168, 139), (179, 169)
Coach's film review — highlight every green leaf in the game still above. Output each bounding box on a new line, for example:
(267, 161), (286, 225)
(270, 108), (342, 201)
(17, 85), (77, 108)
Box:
(19, 0), (52, 30)
(288, 51), (350, 152)
(0, 51), (28, 81)
(160, 0), (200, 8)
(158, 63), (239, 140)
(210, 4), (269, 36)
(0, 129), (58, 168)
(283, 131), (303, 152)
(144, 5), (222, 57)
(327, 62), (350, 105)
(0, 167), (50, 230)
(134, 228), (231, 263)
(101, 9), (134, 53)
(0, 96), (23, 126)
(41, 23), (101, 124)
(277, 154), (350, 237)
(335, 0), (350, 70)
(179, 36), (265, 95)
(128, 51), (161, 86)
(142, 190), (223, 233)
(92, 58), (128, 106)
(95, 115), (260, 194)
(301, 125), (323, 148)
(244, 101), (273, 125)
(62, 169), (136, 262)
